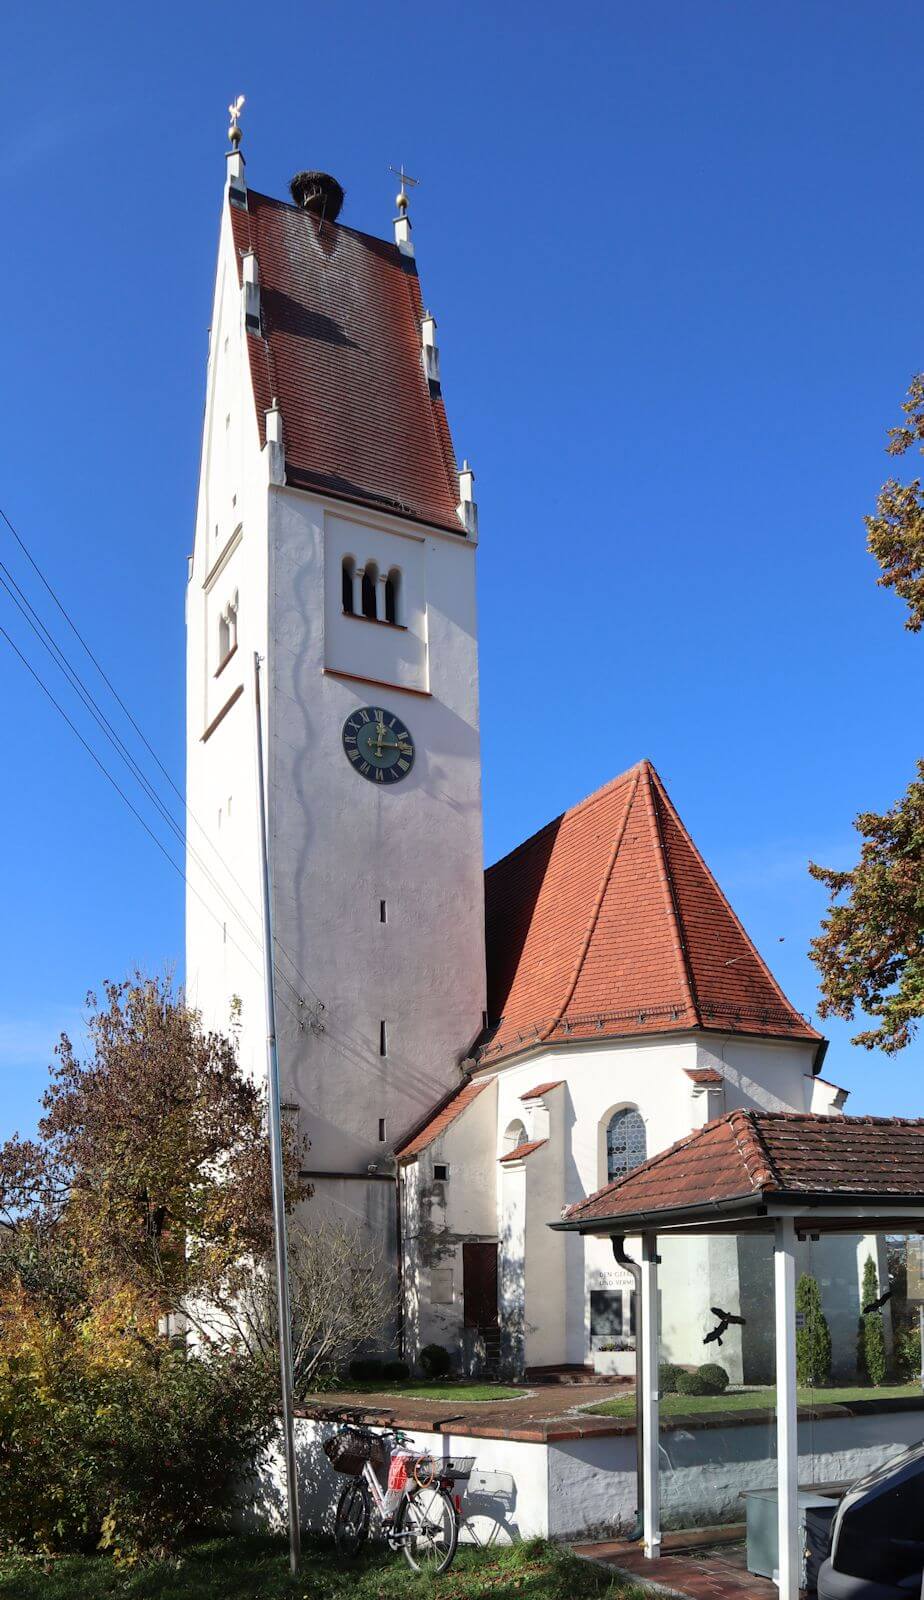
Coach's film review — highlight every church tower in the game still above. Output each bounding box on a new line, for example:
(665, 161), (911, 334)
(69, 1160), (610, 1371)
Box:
(186, 119), (486, 1256)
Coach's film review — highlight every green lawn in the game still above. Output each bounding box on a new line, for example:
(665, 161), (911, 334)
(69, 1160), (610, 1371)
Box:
(0, 1533), (643, 1600)
(318, 1380), (521, 1402)
(586, 1381), (924, 1418)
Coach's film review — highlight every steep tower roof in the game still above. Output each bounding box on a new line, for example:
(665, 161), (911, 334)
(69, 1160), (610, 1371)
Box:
(480, 761), (823, 1066)
(228, 188), (462, 532)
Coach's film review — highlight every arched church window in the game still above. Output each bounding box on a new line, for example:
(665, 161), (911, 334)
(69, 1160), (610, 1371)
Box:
(503, 1118), (527, 1154)
(606, 1108), (646, 1184)
(342, 556), (355, 614)
(384, 567), (401, 625)
(361, 562), (378, 619)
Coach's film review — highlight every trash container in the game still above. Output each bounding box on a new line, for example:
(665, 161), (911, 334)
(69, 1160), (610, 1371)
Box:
(743, 1488), (838, 1585)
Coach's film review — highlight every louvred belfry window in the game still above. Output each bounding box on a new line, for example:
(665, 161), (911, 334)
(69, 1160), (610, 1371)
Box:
(606, 1108), (646, 1183)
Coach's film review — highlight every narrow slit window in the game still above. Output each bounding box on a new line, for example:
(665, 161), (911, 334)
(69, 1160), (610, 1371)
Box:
(361, 562), (378, 619)
(378, 1118), (386, 1143)
(379, 1020), (387, 1057)
(342, 556), (355, 614)
(384, 567), (400, 625)
(379, 900), (387, 924)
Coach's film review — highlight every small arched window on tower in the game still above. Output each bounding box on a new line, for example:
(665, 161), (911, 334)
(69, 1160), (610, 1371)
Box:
(605, 1108), (647, 1184)
(342, 556), (355, 614)
(384, 567), (401, 626)
(217, 592), (238, 673)
(361, 561), (378, 620)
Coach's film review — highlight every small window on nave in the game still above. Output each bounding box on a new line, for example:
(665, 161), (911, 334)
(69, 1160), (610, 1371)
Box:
(503, 1118), (527, 1154)
(606, 1107), (646, 1184)
(342, 555), (355, 614)
(384, 567), (401, 625)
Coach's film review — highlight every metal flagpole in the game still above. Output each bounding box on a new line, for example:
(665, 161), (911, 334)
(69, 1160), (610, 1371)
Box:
(253, 651), (301, 1573)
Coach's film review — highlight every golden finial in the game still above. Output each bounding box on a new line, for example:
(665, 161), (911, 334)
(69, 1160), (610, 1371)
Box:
(228, 95), (246, 149)
(389, 163), (419, 215)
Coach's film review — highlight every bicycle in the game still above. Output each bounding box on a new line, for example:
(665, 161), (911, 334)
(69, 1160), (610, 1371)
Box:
(322, 1412), (474, 1574)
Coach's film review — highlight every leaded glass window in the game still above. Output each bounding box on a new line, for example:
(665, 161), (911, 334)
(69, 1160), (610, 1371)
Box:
(606, 1108), (646, 1183)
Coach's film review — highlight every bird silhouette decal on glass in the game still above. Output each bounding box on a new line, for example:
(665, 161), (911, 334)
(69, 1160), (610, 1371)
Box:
(704, 1306), (747, 1347)
(862, 1287), (893, 1314)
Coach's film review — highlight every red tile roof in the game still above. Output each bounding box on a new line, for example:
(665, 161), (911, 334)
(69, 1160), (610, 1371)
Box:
(230, 190), (462, 533)
(563, 1111), (924, 1227)
(481, 761), (822, 1065)
(520, 1081), (564, 1101)
(499, 1139), (548, 1164)
(684, 1068), (724, 1085)
(395, 1077), (489, 1159)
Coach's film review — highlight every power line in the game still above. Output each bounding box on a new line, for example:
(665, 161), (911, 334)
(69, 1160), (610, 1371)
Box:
(0, 501), (323, 1013)
(0, 553), (316, 1020)
(0, 612), (310, 1037)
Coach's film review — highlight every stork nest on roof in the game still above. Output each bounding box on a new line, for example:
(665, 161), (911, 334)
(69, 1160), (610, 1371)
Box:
(289, 171), (345, 222)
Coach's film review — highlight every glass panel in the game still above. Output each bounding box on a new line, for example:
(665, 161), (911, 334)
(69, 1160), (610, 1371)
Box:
(656, 1229), (776, 1551)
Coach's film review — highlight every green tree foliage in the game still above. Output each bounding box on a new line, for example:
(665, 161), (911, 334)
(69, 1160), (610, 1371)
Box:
(865, 373), (924, 631)
(858, 1256), (888, 1387)
(0, 974), (309, 1559)
(795, 1273), (832, 1386)
(0, 974), (309, 1325)
(809, 376), (924, 1053)
(809, 763), (924, 1053)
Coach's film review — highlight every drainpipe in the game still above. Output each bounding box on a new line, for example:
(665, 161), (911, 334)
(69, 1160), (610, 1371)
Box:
(612, 1236), (644, 1542)
(395, 1165), (405, 1360)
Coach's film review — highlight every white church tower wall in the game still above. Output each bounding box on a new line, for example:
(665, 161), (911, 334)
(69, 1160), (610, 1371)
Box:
(187, 139), (487, 1291)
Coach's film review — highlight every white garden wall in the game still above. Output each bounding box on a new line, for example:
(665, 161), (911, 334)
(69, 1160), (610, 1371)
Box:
(242, 1409), (924, 1545)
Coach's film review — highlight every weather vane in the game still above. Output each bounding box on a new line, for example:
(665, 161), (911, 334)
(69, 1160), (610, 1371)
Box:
(228, 95), (246, 149)
(389, 163), (420, 216)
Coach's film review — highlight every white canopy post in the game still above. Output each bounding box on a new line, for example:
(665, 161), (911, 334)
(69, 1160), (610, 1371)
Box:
(774, 1217), (799, 1600)
(640, 1230), (661, 1558)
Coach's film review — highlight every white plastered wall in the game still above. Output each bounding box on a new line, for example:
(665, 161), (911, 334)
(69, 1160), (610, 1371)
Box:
(400, 1079), (498, 1362)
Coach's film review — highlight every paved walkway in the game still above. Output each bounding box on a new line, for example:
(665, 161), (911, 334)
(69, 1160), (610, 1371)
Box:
(574, 1534), (781, 1599)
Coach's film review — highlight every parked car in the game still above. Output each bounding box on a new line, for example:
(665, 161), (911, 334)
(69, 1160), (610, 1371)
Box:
(817, 1438), (924, 1598)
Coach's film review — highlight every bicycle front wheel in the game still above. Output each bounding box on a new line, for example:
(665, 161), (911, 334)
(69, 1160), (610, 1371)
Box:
(334, 1477), (371, 1557)
(396, 1484), (459, 1574)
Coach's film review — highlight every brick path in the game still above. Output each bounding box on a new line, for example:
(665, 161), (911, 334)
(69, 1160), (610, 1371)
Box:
(574, 1536), (781, 1599)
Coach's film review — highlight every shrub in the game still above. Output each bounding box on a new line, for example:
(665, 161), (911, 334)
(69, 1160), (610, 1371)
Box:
(858, 1256), (888, 1386)
(381, 1360), (410, 1382)
(348, 1357), (384, 1382)
(419, 1343), (452, 1379)
(658, 1362), (683, 1394)
(671, 1369), (716, 1395)
(894, 1322), (922, 1382)
(697, 1363), (729, 1392)
(795, 1273), (832, 1387)
(0, 1287), (272, 1562)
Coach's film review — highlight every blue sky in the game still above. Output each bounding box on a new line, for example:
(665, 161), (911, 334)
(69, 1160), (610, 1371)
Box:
(1, 1), (922, 1141)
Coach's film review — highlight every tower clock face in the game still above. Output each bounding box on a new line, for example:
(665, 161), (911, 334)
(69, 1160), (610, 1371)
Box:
(342, 706), (415, 785)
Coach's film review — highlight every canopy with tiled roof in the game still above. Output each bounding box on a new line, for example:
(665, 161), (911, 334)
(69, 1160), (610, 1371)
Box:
(480, 760), (824, 1066)
(550, 1110), (924, 1595)
(230, 189), (462, 533)
(555, 1110), (924, 1235)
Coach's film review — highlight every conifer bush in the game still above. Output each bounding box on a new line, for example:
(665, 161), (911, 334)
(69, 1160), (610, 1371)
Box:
(795, 1273), (832, 1386)
(858, 1255), (888, 1386)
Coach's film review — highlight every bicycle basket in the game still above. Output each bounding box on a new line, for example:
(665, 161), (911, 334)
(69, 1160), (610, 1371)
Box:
(323, 1428), (385, 1477)
(438, 1456), (476, 1482)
